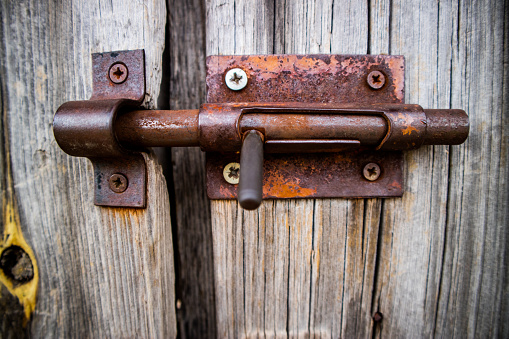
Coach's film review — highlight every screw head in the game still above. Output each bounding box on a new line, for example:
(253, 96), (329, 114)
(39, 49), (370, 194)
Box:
(109, 173), (128, 193)
(223, 162), (240, 184)
(109, 62), (128, 84)
(367, 71), (385, 89)
(225, 68), (248, 91)
(363, 163), (381, 181)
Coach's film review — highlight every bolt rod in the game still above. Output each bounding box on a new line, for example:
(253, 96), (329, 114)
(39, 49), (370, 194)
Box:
(114, 107), (469, 151)
(240, 113), (386, 145)
(115, 109), (201, 148)
(114, 110), (387, 148)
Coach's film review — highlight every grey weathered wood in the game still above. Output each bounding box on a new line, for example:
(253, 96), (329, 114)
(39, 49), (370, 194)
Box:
(0, 0), (176, 337)
(208, 1), (381, 337)
(370, 0), (451, 337)
(372, 0), (509, 337)
(207, 0), (509, 337)
(168, 1), (217, 336)
(0, 59), (27, 335)
(433, 0), (509, 337)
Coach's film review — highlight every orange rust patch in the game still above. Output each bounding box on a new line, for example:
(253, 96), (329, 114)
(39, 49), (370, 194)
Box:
(397, 112), (418, 135)
(219, 186), (236, 198)
(263, 172), (317, 198)
(402, 125), (418, 135)
(389, 180), (402, 190)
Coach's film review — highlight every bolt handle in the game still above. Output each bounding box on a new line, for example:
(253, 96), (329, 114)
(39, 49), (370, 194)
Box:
(238, 130), (264, 210)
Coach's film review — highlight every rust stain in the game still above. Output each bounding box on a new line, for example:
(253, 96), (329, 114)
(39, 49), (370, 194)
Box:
(397, 112), (415, 124)
(402, 125), (418, 135)
(397, 112), (418, 135)
(205, 54), (410, 200)
(219, 185), (236, 198)
(389, 180), (402, 190)
(206, 150), (404, 199)
(263, 172), (317, 198)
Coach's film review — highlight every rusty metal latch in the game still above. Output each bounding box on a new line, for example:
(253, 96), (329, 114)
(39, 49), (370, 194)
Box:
(53, 50), (469, 210)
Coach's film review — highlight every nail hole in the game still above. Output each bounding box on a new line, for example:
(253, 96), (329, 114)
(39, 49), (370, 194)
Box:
(0, 245), (34, 285)
(373, 312), (383, 322)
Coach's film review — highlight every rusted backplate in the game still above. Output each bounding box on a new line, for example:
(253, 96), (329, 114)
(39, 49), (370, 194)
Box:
(206, 54), (405, 200)
(207, 150), (403, 199)
(206, 54), (404, 103)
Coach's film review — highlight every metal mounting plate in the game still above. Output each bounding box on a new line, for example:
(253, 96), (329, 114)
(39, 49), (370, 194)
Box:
(90, 49), (146, 207)
(92, 156), (147, 207)
(91, 49), (146, 101)
(205, 54), (405, 200)
(206, 54), (404, 104)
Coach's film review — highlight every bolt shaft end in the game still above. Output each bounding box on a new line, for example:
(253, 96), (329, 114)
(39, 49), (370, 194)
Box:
(423, 109), (469, 145)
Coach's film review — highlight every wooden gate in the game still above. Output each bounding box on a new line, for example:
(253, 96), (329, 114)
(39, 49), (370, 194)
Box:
(1, 0), (507, 337)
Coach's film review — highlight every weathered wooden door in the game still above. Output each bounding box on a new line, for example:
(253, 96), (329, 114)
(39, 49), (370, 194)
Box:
(0, 0), (177, 337)
(1, 0), (508, 338)
(172, 0), (509, 338)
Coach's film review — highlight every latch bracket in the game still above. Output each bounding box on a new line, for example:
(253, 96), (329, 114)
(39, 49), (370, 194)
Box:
(54, 50), (147, 207)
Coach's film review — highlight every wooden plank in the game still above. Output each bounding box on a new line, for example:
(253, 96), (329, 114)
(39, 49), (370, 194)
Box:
(0, 57), (28, 334)
(0, 0), (176, 336)
(370, 0), (451, 337)
(168, 0), (217, 337)
(207, 1), (382, 337)
(434, 0), (509, 337)
(371, 0), (509, 337)
(206, 2), (281, 336)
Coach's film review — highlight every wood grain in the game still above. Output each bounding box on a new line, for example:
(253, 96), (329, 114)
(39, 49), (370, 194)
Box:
(433, 0), (509, 337)
(0, 0), (176, 337)
(168, 1), (216, 336)
(371, 0), (451, 337)
(208, 1), (381, 337)
(206, 0), (508, 337)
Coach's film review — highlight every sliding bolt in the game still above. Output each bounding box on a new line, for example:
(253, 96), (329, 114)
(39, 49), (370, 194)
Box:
(225, 68), (248, 91)
(109, 173), (128, 193)
(367, 71), (385, 89)
(363, 163), (381, 181)
(109, 62), (128, 84)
